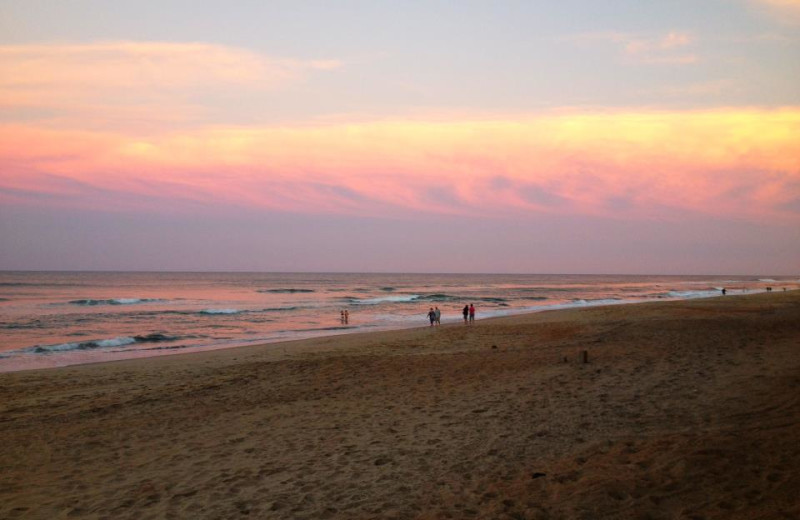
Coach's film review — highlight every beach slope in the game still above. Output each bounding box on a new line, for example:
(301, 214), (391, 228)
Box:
(1, 292), (799, 519)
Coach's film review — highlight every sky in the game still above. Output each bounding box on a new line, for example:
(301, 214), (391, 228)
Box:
(0, 0), (798, 274)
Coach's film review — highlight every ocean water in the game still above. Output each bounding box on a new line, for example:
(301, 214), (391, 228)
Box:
(0, 271), (796, 372)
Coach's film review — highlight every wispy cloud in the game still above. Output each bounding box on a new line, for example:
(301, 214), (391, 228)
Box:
(750, 0), (800, 23)
(643, 79), (738, 98)
(0, 41), (340, 90)
(568, 31), (698, 64)
(0, 41), (341, 128)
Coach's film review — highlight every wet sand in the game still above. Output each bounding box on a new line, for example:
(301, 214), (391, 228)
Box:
(1, 291), (799, 519)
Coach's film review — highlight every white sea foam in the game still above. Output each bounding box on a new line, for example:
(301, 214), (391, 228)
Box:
(667, 290), (720, 299)
(572, 298), (624, 306)
(200, 309), (242, 315)
(95, 337), (138, 347)
(32, 337), (137, 353)
(69, 298), (163, 306)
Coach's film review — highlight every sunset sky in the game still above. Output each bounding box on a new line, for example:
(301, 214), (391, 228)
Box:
(1, 1), (798, 274)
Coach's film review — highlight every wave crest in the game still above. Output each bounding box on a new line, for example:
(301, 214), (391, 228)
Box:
(69, 298), (162, 306)
(258, 288), (315, 294)
(26, 333), (179, 354)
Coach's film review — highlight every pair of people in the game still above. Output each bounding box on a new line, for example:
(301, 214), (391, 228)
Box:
(427, 306), (441, 326)
(340, 309), (349, 324)
(427, 304), (477, 326)
(462, 304), (475, 323)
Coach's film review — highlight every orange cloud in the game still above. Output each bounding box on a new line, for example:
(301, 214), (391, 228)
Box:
(1, 109), (798, 221)
(0, 42), (341, 130)
(751, 0), (800, 23)
(0, 41), (340, 90)
(568, 31), (698, 65)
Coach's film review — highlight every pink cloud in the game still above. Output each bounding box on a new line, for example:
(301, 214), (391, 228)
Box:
(569, 31), (698, 65)
(1, 109), (798, 222)
(751, 0), (800, 23)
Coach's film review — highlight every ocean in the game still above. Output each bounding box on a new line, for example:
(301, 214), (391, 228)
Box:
(0, 271), (796, 372)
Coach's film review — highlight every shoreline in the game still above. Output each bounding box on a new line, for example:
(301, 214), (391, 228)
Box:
(3, 288), (793, 374)
(2, 291), (799, 518)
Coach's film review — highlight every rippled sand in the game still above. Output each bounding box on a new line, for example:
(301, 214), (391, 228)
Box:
(1, 291), (798, 519)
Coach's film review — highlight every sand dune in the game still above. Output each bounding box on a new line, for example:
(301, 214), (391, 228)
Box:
(1, 291), (799, 519)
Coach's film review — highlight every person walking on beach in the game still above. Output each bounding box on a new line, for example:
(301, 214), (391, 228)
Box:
(469, 303), (475, 323)
(428, 307), (437, 326)
(434, 306), (441, 326)
(462, 305), (469, 324)
(344, 309), (349, 324)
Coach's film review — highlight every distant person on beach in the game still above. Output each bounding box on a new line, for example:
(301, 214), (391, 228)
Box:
(462, 305), (469, 323)
(722, 288), (726, 295)
(428, 307), (436, 326)
(434, 306), (441, 325)
(469, 304), (475, 323)
(344, 310), (349, 324)
(340, 310), (345, 323)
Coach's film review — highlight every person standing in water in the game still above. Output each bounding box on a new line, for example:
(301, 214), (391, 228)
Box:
(469, 303), (475, 323)
(428, 307), (436, 326)
(462, 305), (469, 324)
(434, 306), (441, 326)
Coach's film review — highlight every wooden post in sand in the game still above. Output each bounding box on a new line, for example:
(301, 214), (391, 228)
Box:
(581, 350), (588, 363)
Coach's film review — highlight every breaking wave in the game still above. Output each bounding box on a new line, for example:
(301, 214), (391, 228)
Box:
(261, 306), (306, 312)
(347, 294), (512, 305)
(350, 295), (420, 305)
(69, 298), (163, 306)
(26, 333), (178, 354)
(258, 288), (316, 294)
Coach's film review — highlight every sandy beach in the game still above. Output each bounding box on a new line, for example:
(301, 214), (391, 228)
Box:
(1, 291), (798, 519)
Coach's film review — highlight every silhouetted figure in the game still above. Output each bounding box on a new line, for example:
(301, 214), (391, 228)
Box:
(462, 305), (469, 323)
(344, 310), (349, 324)
(722, 288), (726, 295)
(428, 307), (436, 326)
(469, 304), (475, 323)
